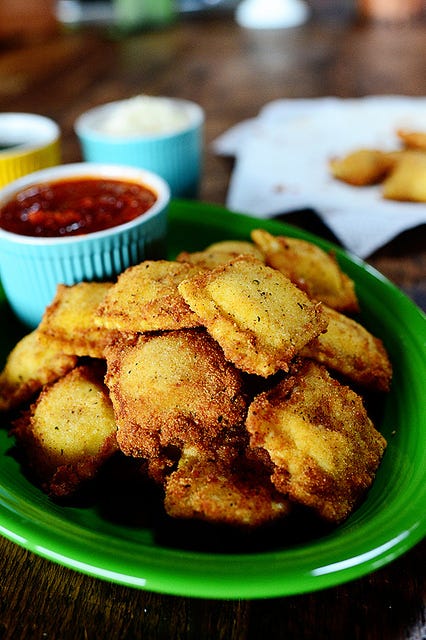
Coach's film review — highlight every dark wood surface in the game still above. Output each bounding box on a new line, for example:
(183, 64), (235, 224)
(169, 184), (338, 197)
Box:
(0, 5), (425, 639)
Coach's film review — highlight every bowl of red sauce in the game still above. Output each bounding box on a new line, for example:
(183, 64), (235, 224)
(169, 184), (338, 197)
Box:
(0, 163), (169, 327)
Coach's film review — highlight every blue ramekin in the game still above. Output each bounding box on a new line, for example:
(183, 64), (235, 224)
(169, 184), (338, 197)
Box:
(74, 98), (204, 199)
(0, 163), (170, 328)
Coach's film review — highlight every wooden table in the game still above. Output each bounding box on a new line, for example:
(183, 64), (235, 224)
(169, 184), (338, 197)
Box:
(0, 7), (425, 639)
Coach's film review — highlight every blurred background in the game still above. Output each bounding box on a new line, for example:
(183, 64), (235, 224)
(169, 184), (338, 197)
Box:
(55, 0), (353, 27)
(2, 0), (423, 44)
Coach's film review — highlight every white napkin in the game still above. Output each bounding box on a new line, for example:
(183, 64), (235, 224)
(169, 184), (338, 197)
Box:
(212, 96), (426, 257)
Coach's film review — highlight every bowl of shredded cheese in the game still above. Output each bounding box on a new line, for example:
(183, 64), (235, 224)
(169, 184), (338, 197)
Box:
(75, 96), (204, 199)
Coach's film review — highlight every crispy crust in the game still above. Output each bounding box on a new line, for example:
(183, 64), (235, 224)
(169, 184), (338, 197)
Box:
(0, 329), (77, 413)
(95, 260), (202, 332)
(105, 329), (248, 483)
(1, 229), (392, 528)
(178, 255), (328, 377)
(39, 282), (117, 358)
(246, 360), (387, 523)
(164, 449), (291, 527)
(251, 229), (359, 313)
(11, 362), (118, 497)
(301, 305), (392, 392)
(176, 239), (264, 270)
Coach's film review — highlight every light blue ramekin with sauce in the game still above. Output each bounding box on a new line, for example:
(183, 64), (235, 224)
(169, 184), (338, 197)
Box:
(0, 163), (169, 328)
(74, 96), (204, 199)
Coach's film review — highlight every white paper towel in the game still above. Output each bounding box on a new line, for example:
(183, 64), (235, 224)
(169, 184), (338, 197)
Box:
(213, 96), (426, 257)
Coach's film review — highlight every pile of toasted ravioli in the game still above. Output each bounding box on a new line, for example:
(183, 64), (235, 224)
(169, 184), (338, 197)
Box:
(0, 228), (393, 530)
(330, 128), (426, 202)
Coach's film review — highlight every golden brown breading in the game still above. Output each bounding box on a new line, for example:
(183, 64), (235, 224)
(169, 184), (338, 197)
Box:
(164, 446), (291, 527)
(0, 329), (77, 413)
(95, 260), (202, 332)
(301, 305), (393, 392)
(329, 148), (394, 186)
(251, 229), (359, 313)
(246, 360), (387, 523)
(397, 129), (426, 151)
(382, 151), (426, 202)
(11, 362), (118, 497)
(176, 239), (264, 270)
(39, 282), (116, 358)
(1, 227), (394, 530)
(104, 329), (248, 483)
(178, 255), (328, 377)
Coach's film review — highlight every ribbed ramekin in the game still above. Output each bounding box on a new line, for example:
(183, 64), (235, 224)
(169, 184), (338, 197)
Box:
(0, 163), (169, 328)
(74, 98), (204, 199)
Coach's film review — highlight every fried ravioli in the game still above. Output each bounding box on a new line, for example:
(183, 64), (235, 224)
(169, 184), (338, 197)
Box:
(12, 362), (118, 497)
(164, 446), (291, 527)
(105, 329), (248, 482)
(329, 148), (394, 186)
(39, 282), (116, 358)
(178, 255), (327, 377)
(1, 227), (393, 531)
(251, 229), (359, 313)
(246, 360), (387, 523)
(176, 239), (264, 269)
(301, 305), (392, 392)
(382, 151), (426, 202)
(0, 329), (77, 412)
(95, 260), (202, 332)
(397, 129), (426, 151)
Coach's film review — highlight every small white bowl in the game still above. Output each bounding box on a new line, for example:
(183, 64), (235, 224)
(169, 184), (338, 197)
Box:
(74, 96), (204, 199)
(0, 163), (169, 328)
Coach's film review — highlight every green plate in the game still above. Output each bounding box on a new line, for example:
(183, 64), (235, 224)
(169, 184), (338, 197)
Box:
(0, 200), (425, 599)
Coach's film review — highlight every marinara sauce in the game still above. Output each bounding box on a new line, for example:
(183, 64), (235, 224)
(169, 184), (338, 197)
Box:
(0, 177), (157, 237)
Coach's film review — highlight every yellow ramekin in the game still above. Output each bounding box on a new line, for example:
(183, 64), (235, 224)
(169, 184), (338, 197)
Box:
(0, 113), (60, 188)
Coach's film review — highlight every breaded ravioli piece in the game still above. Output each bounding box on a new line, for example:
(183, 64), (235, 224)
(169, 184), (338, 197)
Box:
(39, 282), (116, 358)
(105, 329), (248, 483)
(0, 329), (77, 412)
(382, 151), (426, 202)
(397, 129), (426, 151)
(12, 362), (118, 497)
(251, 229), (359, 313)
(178, 255), (327, 377)
(164, 446), (291, 527)
(329, 148), (394, 186)
(246, 360), (387, 523)
(176, 239), (264, 269)
(95, 260), (202, 332)
(301, 305), (392, 392)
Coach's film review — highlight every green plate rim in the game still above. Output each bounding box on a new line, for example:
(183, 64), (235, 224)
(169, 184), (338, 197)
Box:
(0, 199), (425, 599)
